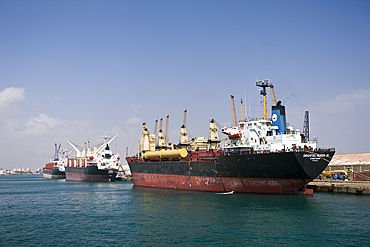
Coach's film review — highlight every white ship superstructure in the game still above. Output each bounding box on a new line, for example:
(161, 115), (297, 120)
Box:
(66, 135), (121, 171)
(51, 144), (69, 172)
(222, 118), (317, 153)
(222, 79), (316, 153)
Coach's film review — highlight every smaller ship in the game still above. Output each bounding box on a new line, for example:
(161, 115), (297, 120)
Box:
(65, 135), (121, 182)
(42, 143), (67, 179)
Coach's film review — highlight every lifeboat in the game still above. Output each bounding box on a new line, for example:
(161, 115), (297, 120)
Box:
(228, 133), (242, 139)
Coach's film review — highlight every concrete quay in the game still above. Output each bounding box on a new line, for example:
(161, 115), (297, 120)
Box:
(307, 180), (370, 195)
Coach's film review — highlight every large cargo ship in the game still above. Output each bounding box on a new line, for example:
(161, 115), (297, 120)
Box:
(42, 144), (66, 179)
(126, 80), (335, 194)
(65, 135), (121, 182)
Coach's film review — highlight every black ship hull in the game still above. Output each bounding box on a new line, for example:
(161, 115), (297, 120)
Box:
(65, 166), (117, 182)
(128, 150), (335, 194)
(42, 167), (65, 179)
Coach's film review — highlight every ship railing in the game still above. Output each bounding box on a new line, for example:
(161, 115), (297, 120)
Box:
(317, 148), (335, 152)
(254, 150), (271, 154)
(259, 147), (335, 154)
(224, 148), (253, 155)
(242, 117), (272, 122)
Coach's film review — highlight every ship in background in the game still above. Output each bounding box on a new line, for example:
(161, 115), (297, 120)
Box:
(126, 80), (335, 194)
(65, 135), (121, 182)
(42, 143), (68, 179)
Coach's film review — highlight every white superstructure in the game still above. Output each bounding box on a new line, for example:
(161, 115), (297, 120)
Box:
(222, 118), (317, 153)
(67, 135), (121, 171)
(222, 79), (316, 153)
(50, 144), (69, 172)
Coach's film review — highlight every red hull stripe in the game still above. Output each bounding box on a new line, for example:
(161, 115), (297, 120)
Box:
(132, 173), (311, 194)
(65, 172), (115, 182)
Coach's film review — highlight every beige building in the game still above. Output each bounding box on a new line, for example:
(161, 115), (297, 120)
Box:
(326, 153), (370, 172)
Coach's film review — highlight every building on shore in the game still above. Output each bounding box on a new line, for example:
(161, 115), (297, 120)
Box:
(0, 168), (42, 175)
(325, 153), (370, 181)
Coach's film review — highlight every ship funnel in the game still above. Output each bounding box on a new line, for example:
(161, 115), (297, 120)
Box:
(271, 105), (287, 134)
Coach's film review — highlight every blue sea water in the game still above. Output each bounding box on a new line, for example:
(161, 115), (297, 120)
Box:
(0, 175), (369, 246)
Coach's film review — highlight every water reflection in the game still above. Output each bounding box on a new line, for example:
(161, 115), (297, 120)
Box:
(131, 186), (369, 246)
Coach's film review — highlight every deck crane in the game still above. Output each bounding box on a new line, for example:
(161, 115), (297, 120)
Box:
(154, 119), (158, 143)
(67, 140), (82, 157)
(230, 95), (237, 127)
(183, 109), (187, 128)
(157, 117), (165, 148)
(164, 115), (169, 145)
(180, 109), (188, 146)
(95, 135), (117, 153)
(53, 143), (62, 159)
(241, 99), (245, 122)
(270, 85), (277, 106)
(66, 134), (117, 157)
(159, 117), (163, 131)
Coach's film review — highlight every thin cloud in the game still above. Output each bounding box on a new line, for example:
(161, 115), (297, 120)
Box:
(289, 88), (370, 123)
(129, 105), (141, 114)
(0, 87), (25, 109)
(126, 116), (141, 126)
(288, 88), (370, 153)
(313, 88), (370, 113)
(48, 96), (62, 104)
(9, 113), (67, 136)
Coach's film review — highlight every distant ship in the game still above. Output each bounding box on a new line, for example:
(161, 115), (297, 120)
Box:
(65, 135), (121, 182)
(126, 80), (335, 194)
(42, 143), (67, 179)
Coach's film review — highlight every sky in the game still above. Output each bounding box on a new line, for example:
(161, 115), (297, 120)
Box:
(1, 0), (369, 170)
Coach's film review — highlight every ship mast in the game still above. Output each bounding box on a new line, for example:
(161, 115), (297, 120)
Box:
(256, 79), (273, 120)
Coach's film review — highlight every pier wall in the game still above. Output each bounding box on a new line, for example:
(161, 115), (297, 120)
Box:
(308, 180), (370, 195)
